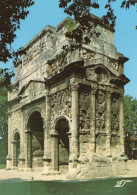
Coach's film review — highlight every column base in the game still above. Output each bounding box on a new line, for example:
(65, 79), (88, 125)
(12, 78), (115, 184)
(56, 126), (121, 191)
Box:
(42, 171), (61, 176)
(6, 155), (12, 170)
(24, 168), (32, 172)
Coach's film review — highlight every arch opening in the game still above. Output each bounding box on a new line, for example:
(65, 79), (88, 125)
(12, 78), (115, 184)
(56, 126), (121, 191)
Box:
(55, 118), (69, 173)
(13, 132), (20, 167)
(27, 111), (44, 168)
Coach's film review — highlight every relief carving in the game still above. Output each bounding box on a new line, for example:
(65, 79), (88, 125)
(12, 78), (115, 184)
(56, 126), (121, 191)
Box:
(50, 88), (71, 129)
(11, 112), (21, 130)
(96, 91), (106, 131)
(48, 52), (68, 77)
(95, 68), (110, 85)
(107, 57), (119, 71)
(79, 91), (90, 130)
(111, 95), (119, 132)
(81, 49), (95, 61)
(86, 68), (97, 81)
(23, 31), (55, 66)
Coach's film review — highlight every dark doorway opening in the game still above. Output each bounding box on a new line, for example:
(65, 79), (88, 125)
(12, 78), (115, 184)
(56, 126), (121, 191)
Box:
(27, 111), (44, 168)
(55, 118), (69, 173)
(13, 132), (20, 167)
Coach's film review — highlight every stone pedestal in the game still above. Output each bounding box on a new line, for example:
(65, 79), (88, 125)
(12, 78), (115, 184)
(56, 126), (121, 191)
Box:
(119, 94), (125, 155)
(68, 82), (79, 177)
(89, 84), (97, 156)
(25, 130), (32, 170)
(18, 154), (25, 171)
(50, 131), (59, 172)
(43, 92), (52, 174)
(106, 91), (112, 157)
(6, 154), (12, 170)
(12, 141), (17, 169)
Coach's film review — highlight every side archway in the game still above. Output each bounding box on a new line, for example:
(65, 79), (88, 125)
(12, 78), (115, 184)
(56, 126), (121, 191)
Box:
(12, 130), (20, 167)
(54, 116), (70, 173)
(27, 111), (44, 168)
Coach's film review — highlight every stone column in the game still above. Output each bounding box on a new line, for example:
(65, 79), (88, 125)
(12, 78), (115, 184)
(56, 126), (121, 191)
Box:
(70, 82), (79, 162)
(90, 84), (97, 156)
(18, 111), (25, 169)
(25, 130), (32, 170)
(43, 92), (51, 173)
(50, 131), (59, 172)
(119, 94), (125, 155)
(6, 113), (12, 169)
(106, 90), (112, 157)
(12, 141), (17, 168)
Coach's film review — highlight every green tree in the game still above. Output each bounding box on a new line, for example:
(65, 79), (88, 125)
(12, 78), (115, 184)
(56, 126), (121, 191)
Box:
(59, 0), (137, 49)
(0, 77), (8, 163)
(0, 0), (34, 86)
(124, 95), (137, 158)
(1, 0), (137, 86)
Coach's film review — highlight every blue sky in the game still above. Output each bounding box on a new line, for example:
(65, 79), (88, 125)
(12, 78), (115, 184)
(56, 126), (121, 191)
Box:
(7, 0), (137, 98)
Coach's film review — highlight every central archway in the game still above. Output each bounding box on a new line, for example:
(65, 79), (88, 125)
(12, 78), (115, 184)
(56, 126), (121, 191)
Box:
(27, 111), (44, 168)
(55, 117), (69, 173)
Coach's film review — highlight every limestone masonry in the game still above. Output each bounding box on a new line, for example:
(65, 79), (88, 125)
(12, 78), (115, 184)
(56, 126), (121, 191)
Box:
(6, 15), (130, 179)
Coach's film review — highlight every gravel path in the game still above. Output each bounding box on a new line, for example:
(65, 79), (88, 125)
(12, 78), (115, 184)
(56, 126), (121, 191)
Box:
(0, 160), (137, 182)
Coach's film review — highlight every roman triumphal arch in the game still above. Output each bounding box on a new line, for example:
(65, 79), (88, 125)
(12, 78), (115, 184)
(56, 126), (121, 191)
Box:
(6, 15), (129, 178)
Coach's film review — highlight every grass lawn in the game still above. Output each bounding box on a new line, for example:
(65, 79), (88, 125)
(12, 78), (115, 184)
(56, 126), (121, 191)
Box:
(0, 178), (136, 195)
(0, 164), (6, 169)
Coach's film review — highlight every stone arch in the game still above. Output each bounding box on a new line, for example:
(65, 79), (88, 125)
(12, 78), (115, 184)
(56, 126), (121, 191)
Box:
(54, 115), (70, 173)
(25, 106), (45, 130)
(12, 130), (20, 167)
(54, 115), (71, 131)
(26, 110), (44, 168)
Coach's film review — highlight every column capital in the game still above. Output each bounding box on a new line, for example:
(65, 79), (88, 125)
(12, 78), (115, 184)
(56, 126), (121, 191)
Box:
(119, 95), (124, 101)
(106, 87), (113, 98)
(11, 141), (17, 144)
(90, 83), (97, 95)
(50, 131), (59, 138)
(71, 82), (79, 91)
(66, 131), (72, 138)
(25, 130), (31, 134)
(46, 89), (50, 97)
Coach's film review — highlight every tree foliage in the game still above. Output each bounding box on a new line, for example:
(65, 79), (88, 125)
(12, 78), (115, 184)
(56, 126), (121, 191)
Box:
(0, 76), (8, 162)
(0, 0), (137, 86)
(124, 95), (137, 138)
(59, 0), (136, 51)
(124, 95), (137, 158)
(0, 0), (34, 87)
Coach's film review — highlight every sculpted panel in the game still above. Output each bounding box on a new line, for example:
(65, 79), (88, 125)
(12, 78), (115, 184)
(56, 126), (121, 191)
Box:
(79, 90), (90, 130)
(50, 88), (71, 129)
(111, 95), (119, 132)
(107, 57), (119, 72)
(96, 90), (106, 132)
(11, 111), (21, 131)
(48, 52), (68, 77)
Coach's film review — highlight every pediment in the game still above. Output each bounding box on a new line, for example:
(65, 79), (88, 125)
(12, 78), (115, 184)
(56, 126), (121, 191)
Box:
(86, 64), (130, 85)
(86, 64), (124, 86)
(18, 80), (45, 97)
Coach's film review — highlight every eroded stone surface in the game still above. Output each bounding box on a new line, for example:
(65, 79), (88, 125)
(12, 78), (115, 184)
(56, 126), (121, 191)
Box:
(7, 15), (129, 179)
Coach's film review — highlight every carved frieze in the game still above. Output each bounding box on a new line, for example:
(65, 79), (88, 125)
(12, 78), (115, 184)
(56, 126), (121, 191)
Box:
(96, 90), (106, 131)
(107, 57), (119, 72)
(79, 90), (90, 130)
(50, 88), (72, 129)
(27, 82), (45, 101)
(86, 68), (97, 81)
(81, 49), (95, 61)
(95, 68), (110, 85)
(111, 95), (119, 132)
(23, 30), (55, 66)
(48, 52), (68, 77)
(11, 111), (21, 131)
